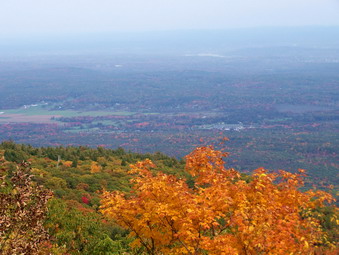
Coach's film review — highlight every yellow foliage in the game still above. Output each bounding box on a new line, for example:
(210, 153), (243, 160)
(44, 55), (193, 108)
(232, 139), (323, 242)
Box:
(62, 160), (73, 167)
(90, 161), (101, 173)
(100, 145), (337, 254)
(31, 168), (49, 177)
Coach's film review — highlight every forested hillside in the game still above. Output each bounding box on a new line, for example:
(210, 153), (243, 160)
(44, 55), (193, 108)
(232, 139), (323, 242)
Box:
(0, 141), (337, 254)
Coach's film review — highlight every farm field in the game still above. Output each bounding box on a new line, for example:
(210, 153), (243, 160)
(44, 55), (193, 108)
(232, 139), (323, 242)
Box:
(0, 105), (135, 124)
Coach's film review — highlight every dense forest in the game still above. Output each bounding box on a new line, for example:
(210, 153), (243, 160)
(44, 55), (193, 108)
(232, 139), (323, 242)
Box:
(0, 141), (337, 254)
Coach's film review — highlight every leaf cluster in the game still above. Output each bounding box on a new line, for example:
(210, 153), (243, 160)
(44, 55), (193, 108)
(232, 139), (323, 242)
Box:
(101, 146), (338, 254)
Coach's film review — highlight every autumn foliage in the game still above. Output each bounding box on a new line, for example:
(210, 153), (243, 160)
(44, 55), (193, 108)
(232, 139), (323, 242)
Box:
(101, 146), (337, 254)
(0, 162), (53, 254)
(90, 161), (101, 173)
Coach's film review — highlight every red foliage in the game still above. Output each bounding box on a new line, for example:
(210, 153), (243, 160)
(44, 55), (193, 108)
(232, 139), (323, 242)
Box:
(81, 196), (90, 204)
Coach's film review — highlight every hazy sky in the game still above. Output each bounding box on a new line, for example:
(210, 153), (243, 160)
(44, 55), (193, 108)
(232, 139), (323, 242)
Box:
(1, 0), (339, 37)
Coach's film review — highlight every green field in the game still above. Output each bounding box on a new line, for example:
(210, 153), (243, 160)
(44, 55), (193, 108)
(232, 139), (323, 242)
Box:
(0, 106), (135, 124)
(0, 106), (134, 117)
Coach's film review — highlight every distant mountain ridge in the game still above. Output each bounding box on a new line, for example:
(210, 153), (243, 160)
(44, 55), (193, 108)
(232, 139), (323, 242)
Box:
(1, 26), (339, 55)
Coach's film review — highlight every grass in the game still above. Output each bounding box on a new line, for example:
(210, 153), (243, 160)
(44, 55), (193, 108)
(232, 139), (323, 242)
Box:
(64, 127), (103, 133)
(0, 106), (135, 118)
(92, 120), (118, 125)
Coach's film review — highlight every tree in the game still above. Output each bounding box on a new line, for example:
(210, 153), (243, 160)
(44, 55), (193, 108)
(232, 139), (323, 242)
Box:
(4, 149), (28, 163)
(45, 198), (114, 255)
(91, 161), (101, 173)
(101, 146), (337, 254)
(0, 162), (53, 254)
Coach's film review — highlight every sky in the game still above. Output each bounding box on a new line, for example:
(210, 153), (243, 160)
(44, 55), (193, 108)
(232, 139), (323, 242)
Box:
(1, 0), (339, 37)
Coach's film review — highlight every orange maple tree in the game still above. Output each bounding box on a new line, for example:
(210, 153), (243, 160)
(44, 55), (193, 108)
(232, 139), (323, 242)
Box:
(100, 145), (337, 254)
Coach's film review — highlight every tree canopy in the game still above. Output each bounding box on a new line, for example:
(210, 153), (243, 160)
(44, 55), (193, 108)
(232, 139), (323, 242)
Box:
(101, 146), (337, 254)
(0, 162), (52, 254)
